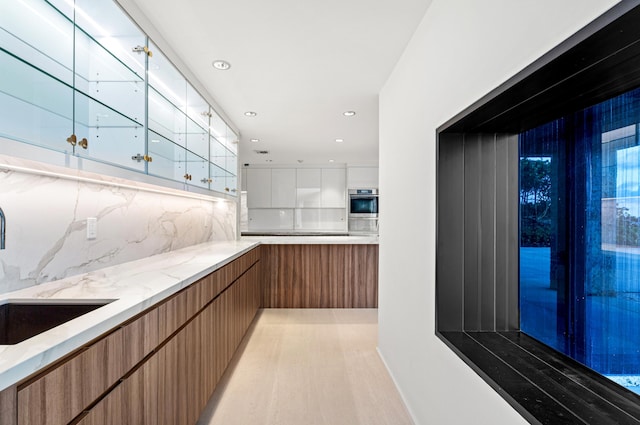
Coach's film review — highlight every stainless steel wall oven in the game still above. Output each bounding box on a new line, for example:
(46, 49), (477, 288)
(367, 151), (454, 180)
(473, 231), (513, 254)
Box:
(348, 189), (378, 234)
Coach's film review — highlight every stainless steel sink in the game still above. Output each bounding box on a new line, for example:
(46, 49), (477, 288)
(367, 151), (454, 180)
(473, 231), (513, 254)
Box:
(0, 300), (114, 345)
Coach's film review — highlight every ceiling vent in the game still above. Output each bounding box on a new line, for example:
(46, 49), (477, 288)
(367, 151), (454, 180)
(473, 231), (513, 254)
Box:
(254, 150), (270, 155)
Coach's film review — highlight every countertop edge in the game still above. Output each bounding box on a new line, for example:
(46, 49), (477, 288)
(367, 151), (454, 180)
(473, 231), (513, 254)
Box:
(241, 235), (379, 244)
(0, 240), (259, 392)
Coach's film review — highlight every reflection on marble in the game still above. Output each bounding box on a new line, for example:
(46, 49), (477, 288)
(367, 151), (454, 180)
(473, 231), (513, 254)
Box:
(0, 156), (237, 293)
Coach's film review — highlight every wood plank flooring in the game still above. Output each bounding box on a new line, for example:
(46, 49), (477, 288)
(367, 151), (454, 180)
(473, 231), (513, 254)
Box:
(197, 309), (413, 425)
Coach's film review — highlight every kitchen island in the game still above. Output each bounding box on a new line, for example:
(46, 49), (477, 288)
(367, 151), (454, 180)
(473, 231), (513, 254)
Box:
(243, 234), (379, 308)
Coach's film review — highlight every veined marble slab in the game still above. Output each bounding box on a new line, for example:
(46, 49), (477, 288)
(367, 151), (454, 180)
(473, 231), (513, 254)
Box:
(0, 240), (257, 392)
(241, 235), (379, 244)
(0, 153), (237, 293)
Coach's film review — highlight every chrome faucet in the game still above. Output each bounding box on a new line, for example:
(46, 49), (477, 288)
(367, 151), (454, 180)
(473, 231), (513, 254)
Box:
(0, 207), (5, 249)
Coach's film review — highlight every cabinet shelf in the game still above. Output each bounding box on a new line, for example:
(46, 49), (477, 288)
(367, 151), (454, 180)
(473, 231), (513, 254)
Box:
(1, 0), (239, 197)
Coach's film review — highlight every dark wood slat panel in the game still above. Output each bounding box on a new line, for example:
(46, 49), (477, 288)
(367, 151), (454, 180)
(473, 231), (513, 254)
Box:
(436, 134), (465, 331)
(480, 134), (496, 330)
(463, 134), (482, 331)
(262, 244), (378, 308)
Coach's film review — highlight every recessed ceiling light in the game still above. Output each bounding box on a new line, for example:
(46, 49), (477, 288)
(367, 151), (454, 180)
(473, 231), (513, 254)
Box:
(343, 111), (356, 117)
(244, 111), (257, 117)
(335, 138), (344, 143)
(250, 138), (260, 143)
(212, 60), (231, 70)
(329, 159), (335, 163)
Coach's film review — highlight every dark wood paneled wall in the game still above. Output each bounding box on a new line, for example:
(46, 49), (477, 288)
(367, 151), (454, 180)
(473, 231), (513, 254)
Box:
(436, 133), (519, 332)
(261, 244), (378, 308)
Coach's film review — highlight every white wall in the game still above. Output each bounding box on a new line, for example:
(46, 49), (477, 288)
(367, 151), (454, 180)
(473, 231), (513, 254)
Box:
(378, 1), (619, 424)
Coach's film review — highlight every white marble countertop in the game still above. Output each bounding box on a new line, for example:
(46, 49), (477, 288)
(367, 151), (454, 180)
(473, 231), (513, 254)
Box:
(0, 240), (258, 392)
(241, 235), (379, 244)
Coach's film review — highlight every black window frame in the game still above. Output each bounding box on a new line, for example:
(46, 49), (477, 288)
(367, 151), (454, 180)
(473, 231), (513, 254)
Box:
(436, 2), (640, 423)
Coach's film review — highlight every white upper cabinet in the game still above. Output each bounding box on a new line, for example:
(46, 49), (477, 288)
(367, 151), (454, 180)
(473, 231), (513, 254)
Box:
(246, 168), (272, 208)
(321, 168), (346, 208)
(271, 168), (296, 208)
(347, 167), (379, 189)
(296, 169), (321, 208)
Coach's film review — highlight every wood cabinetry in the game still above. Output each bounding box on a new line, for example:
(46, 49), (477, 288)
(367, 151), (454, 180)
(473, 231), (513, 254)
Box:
(17, 307), (158, 425)
(10, 248), (261, 425)
(262, 244), (378, 308)
(0, 385), (16, 425)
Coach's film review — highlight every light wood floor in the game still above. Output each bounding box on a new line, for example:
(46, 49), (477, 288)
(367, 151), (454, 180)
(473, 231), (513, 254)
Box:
(197, 309), (414, 425)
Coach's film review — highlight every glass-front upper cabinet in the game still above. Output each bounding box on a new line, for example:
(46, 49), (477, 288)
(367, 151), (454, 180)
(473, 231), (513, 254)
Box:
(0, 0), (74, 153)
(0, 0), (238, 197)
(210, 111), (238, 194)
(148, 40), (188, 182)
(73, 0), (146, 170)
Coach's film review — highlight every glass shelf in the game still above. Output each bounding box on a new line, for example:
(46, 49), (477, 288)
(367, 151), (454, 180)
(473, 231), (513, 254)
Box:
(210, 162), (231, 193)
(147, 130), (186, 182)
(148, 41), (186, 108)
(186, 150), (209, 189)
(0, 0), (74, 85)
(1, 0), (238, 198)
(0, 49), (73, 154)
(74, 0), (146, 79)
(148, 86), (187, 147)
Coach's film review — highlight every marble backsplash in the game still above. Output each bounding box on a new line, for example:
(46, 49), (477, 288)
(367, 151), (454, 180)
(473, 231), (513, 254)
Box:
(0, 157), (237, 293)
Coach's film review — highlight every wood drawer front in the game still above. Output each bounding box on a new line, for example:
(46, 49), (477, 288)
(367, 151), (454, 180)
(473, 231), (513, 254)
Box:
(76, 355), (158, 425)
(0, 386), (16, 425)
(211, 249), (260, 298)
(17, 309), (158, 425)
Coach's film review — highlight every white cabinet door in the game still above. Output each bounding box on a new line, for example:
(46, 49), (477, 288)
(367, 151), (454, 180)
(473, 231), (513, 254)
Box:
(246, 168), (272, 208)
(248, 209), (294, 230)
(296, 168), (321, 207)
(347, 167), (379, 189)
(271, 168), (296, 208)
(321, 168), (346, 208)
(295, 209), (346, 231)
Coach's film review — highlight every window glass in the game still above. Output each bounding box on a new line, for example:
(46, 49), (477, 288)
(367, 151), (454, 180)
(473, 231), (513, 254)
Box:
(520, 87), (640, 393)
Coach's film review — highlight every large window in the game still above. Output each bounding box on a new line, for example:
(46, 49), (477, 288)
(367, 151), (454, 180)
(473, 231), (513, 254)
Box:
(520, 87), (640, 393)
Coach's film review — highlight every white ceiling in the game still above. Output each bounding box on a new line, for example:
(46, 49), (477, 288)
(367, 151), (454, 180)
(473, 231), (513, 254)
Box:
(125, 0), (432, 166)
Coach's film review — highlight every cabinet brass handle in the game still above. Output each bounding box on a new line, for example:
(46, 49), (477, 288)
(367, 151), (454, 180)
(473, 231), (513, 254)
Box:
(224, 187), (230, 192)
(78, 138), (88, 149)
(66, 134), (77, 147)
(184, 174), (192, 181)
(132, 45), (153, 57)
(144, 155), (153, 162)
